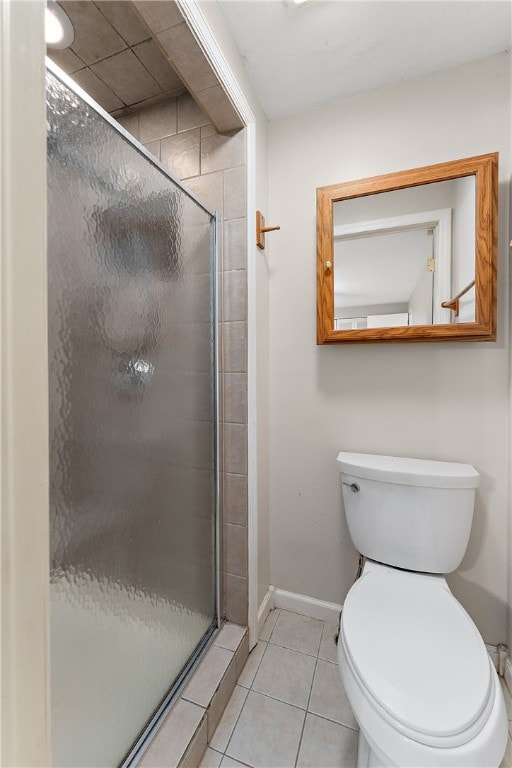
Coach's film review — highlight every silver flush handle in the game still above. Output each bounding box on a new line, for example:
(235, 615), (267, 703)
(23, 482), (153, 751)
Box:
(342, 481), (360, 493)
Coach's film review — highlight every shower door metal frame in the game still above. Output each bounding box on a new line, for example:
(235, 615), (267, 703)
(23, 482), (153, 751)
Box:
(46, 58), (222, 767)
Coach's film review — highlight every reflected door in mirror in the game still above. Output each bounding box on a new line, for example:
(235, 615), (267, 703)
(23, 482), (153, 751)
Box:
(317, 153), (497, 344)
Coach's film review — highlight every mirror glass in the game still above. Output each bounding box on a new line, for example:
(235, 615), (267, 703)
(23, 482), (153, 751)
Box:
(333, 177), (475, 330)
(316, 153), (497, 344)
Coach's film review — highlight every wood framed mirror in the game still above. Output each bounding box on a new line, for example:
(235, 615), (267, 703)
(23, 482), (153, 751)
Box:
(316, 153), (498, 344)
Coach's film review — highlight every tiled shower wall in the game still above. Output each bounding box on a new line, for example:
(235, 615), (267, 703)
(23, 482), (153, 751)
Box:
(118, 93), (248, 626)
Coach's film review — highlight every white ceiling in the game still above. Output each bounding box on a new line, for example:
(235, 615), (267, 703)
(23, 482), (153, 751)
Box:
(218, 0), (512, 120)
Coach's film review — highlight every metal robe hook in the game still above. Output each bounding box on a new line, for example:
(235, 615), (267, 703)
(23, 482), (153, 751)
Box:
(256, 210), (281, 250)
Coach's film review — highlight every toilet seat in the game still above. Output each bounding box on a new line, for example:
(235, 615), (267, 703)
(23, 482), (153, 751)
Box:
(341, 562), (493, 748)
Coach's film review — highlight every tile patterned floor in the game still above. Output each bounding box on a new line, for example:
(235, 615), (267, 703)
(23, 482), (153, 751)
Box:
(197, 610), (512, 768)
(198, 609), (358, 768)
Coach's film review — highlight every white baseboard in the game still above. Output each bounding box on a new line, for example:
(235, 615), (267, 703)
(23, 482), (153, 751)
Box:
(271, 586), (342, 624)
(267, 588), (502, 677)
(257, 590), (274, 640)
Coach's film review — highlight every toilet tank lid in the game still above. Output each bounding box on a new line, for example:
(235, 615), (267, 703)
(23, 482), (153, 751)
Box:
(337, 452), (480, 489)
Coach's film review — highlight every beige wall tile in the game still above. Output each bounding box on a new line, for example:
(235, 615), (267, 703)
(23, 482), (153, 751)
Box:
(185, 172), (223, 216)
(223, 473), (248, 527)
(210, 685), (248, 753)
(60, 1), (127, 64)
(201, 130), (245, 175)
(134, 39), (183, 92)
(180, 716), (208, 768)
(234, 634), (250, 679)
(157, 23), (219, 93)
(178, 93), (210, 132)
(139, 99), (177, 143)
(201, 124), (216, 138)
(223, 373), (247, 424)
(195, 84), (244, 134)
(71, 68), (124, 111)
(214, 623), (247, 653)
(207, 659), (237, 740)
(224, 523), (248, 578)
(182, 645), (234, 708)
(222, 271), (246, 323)
(91, 48), (161, 105)
(133, 0), (184, 34)
(224, 573), (248, 626)
(143, 140), (161, 160)
(161, 128), (201, 180)
(222, 322), (247, 373)
(97, 1), (149, 46)
(222, 219), (246, 272)
(139, 699), (205, 768)
(199, 748), (223, 768)
(223, 167), (246, 220)
(224, 424), (247, 475)
(117, 112), (140, 140)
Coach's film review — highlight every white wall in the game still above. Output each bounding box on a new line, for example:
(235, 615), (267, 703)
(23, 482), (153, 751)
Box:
(268, 52), (511, 644)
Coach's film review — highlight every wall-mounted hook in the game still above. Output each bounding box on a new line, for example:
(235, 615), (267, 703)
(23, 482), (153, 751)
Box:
(256, 210), (281, 250)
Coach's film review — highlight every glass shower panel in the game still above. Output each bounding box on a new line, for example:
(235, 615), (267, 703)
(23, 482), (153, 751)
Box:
(47, 68), (217, 768)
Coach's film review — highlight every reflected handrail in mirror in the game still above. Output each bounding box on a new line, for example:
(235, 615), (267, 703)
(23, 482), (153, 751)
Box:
(441, 279), (476, 317)
(316, 153), (498, 344)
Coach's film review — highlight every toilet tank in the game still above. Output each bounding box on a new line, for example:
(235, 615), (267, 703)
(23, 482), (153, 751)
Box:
(337, 452), (480, 574)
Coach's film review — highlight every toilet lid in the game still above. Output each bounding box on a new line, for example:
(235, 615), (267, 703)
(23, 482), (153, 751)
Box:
(342, 566), (492, 740)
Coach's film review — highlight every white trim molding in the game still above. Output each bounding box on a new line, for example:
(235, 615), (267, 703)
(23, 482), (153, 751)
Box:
(271, 587), (343, 624)
(1, 1), (50, 765)
(176, 0), (255, 126)
(257, 589), (274, 638)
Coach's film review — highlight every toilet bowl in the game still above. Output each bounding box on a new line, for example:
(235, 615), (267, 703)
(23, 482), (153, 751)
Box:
(337, 452), (508, 768)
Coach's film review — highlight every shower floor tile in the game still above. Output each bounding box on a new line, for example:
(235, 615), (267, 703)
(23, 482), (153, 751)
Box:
(202, 609), (358, 768)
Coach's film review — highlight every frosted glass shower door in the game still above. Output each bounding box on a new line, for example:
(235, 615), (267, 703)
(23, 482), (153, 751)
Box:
(47, 67), (217, 767)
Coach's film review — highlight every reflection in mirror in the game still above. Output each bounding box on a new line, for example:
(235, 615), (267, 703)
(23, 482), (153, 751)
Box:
(333, 177), (475, 330)
(316, 153), (497, 344)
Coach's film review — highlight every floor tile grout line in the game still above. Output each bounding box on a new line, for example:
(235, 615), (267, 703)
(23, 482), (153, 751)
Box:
(218, 688), (249, 760)
(306, 708), (360, 733)
(294, 639), (322, 768)
(247, 685), (314, 713)
(222, 689), (312, 767)
(215, 611), (359, 768)
(266, 638), (321, 658)
(266, 607), (281, 643)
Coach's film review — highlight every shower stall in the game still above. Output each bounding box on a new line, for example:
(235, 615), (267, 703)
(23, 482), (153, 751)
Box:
(47, 62), (219, 767)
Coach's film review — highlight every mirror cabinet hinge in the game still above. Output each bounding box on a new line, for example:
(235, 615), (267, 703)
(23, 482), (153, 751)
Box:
(427, 258), (436, 272)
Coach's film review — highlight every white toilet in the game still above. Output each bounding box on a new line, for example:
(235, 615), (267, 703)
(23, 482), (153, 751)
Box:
(337, 452), (507, 768)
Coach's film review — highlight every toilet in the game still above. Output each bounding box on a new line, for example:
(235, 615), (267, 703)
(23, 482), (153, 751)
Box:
(337, 452), (507, 768)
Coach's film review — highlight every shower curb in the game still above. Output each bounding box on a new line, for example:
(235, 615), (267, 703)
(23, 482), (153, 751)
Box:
(137, 623), (249, 767)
